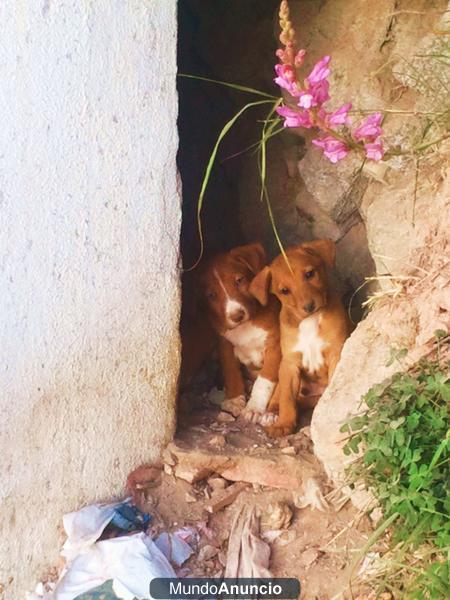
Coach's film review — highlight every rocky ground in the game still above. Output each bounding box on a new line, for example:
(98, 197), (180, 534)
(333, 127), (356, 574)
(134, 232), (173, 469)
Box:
(128, 395), (379, 600)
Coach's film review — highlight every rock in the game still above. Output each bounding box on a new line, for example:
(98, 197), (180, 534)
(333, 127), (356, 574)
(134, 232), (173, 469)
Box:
(164, 464), (173, 476)
(166, 441), (316, 489)
(207, 387), (226, 406)
(216, 411), (235, 423)
(260, 502), (293, 530)
(218, 551), (227, 567)
(298, 548), (320, 568)
(208, 435), (226, 448)
(162, 448), (177, 466)
(281, 446), (296, 455)
(207, 477), (227, 492)
(205, 482), (248, 514)
(198, 544), (219, 562)
(221, 395), (246, 417)
(185, 492), (197, 503)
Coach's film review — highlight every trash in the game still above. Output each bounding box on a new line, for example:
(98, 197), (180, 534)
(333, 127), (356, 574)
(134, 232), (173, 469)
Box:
(293, 478), (329, 512)
(54, 532), (176, 600)
(61, 501), (122, 561)
(154, 532), (194, 567)
(225, 505), (272, 578)
(260, 502), (292, 531)
(205, 482), (248, 514)
(110, 502), (150, 532)
(32, 499), (199, 600)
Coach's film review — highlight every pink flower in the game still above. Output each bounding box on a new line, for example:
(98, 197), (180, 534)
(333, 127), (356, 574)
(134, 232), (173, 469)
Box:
(294, 49), (306, 67)
(276, 105), (313, 128)
(353, 112), (383, 142)
(318, 103), (352, 129)
(306, 55), (331, 84)
(274, 64), (300, 97)
(298, 80), (330, 109)
(364, 141), (384, 161)
(312, 135), (349, 163)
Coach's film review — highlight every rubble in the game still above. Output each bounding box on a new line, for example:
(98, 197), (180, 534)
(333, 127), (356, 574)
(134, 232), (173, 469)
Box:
(260, 501), (293, 531)
(165, 440), (316, 490)
(205, 482), (248, 514)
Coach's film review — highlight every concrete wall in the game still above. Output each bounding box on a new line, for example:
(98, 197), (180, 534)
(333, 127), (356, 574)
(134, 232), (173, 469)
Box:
(0, 1), (180, 596)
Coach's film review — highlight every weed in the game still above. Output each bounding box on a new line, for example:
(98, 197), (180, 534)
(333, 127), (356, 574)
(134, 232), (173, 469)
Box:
(341, 333), (450, 597)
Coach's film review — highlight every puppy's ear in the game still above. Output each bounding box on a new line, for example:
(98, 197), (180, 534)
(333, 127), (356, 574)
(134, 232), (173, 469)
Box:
(249, 266), (272, 306)
(302, 239), (336, 268)
(230, 242), (267, 275)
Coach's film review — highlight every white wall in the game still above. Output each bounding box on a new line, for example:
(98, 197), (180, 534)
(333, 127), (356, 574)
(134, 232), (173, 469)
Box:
(0, 1), (180, 596)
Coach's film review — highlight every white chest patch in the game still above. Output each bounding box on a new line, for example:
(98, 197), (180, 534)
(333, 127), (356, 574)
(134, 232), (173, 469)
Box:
(224, 322), (268, 370)
(293, 314), (327, 374)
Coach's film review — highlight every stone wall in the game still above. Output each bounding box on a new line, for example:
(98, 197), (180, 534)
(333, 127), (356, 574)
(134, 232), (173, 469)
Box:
(0, 1), (180, 596)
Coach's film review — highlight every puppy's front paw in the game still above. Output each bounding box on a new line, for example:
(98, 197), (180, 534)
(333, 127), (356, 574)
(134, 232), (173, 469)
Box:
(243, 376), (275, 418)
(242, 406), (263, 423)
(265, 420), (296, 438)
(259, 412), (278, 426)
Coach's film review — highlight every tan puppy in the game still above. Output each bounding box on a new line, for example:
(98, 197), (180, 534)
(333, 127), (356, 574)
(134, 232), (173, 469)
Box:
(200, 243), (281, 421)
(250, 239), (351, 436)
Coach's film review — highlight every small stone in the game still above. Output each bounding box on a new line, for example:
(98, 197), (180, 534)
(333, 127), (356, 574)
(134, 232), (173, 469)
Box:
(185, 492), (197, 503)
(208, 477), (227, 492)
(198, 544), (219, 562)
(260, 501), (293, 530)
(278, 438), (290, 448)
(216, 411), (235, 423)
(164, 464), (173, 476)
(205, 482), (248, 514)
(162, 448), (176, 466)
(281, 446), (296, 455)
(221, 395), (246, 417)
(209, 435), (226, 448)
(218, 551), (227, 567)
(298, 548), (319, 568)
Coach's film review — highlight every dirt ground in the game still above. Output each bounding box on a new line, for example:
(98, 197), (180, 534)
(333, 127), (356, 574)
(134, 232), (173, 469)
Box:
(131, 393), (376, 600)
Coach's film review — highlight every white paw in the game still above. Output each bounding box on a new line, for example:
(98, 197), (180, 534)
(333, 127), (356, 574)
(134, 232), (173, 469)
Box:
(221, 395), (246, 417)
(242, 407), (263, 423)
(259, 412), (278, 426)
(245, 376), (275, 414)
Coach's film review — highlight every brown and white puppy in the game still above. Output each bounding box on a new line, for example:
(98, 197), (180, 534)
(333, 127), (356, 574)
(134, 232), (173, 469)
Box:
(201, 243), (281, 421)
(250, 239), (351, 437)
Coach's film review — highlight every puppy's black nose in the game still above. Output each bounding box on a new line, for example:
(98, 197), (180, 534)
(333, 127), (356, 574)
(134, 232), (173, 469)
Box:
(230, 309), (245, 323)
(303, 300), (316, 313)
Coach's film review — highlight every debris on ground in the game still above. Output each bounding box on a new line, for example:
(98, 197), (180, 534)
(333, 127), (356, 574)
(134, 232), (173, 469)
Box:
(29, 402), (377, 599)
(205, 481), (248, 514)
(260, 501), (293, 531)
(293, 477), (330, 512)
(225, 505), (272, 578)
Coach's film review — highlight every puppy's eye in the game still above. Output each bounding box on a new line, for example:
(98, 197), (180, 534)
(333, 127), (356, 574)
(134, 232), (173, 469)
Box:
(235, 276), (245, 287)
(305, 270), (315, 280)
(280, 287), (290, 295)
(207, 291), (217, 300)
